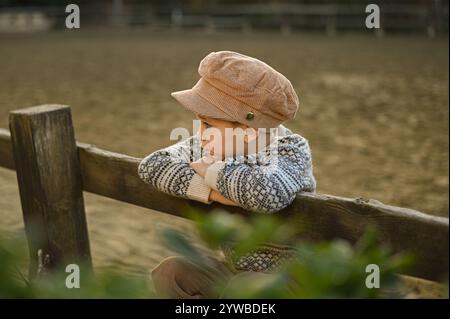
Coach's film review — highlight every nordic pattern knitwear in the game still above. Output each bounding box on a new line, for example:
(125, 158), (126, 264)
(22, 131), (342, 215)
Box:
(137, 125), (316, 272)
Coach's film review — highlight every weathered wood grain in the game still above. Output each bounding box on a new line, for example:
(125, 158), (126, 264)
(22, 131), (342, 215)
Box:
(0, 112), (448, 281)
(8, 105), (92, 278)
(0, 128), (14, 170)
(76, 140), (448, 281)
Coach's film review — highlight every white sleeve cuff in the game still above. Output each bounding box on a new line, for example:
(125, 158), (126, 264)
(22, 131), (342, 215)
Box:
(204, 161), (226, 191)
(186, 173), (212, 204)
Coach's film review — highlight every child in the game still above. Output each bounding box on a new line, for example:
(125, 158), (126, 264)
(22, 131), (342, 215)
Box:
(138, 51), (316, 298)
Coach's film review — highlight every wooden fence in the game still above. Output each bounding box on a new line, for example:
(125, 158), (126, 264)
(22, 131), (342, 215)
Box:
(0, 104), (448, 282)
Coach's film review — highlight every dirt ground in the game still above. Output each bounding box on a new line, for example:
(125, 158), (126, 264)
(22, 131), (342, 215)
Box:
(0, 30), (448, 297)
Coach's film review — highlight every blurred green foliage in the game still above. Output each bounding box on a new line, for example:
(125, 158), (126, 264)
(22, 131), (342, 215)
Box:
(0, 234), (154, 298)
(163, 208), (416, 298)
(0, 208), (429, 298)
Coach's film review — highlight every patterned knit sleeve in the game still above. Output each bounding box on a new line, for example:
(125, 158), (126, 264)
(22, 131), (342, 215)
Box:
(204, 134), (316, 213)
(137, 136), (213, 204)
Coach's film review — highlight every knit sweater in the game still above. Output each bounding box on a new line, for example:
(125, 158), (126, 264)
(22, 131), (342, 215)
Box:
(137, 124), (317, 272)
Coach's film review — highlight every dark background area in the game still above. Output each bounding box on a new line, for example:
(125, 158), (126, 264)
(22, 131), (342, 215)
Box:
(0, 0), (448, 35)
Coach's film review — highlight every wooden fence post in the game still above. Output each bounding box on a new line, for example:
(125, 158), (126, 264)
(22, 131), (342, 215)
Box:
(9, 104), (92, 279)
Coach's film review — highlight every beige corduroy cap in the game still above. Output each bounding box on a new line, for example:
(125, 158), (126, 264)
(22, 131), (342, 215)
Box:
(171, 51), (300, 129)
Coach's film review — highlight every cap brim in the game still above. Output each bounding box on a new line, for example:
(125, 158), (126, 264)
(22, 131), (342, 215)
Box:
(171, 89), (235, 121)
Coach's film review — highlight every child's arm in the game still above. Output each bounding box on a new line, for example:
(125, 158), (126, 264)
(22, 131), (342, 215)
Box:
(203, 134), (316, 213)
(137, 136), (213, 204)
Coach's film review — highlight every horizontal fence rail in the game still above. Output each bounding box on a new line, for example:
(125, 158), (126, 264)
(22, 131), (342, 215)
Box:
(0, 104), (448, 282)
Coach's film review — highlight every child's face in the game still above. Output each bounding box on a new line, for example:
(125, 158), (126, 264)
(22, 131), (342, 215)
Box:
(195, 114), (268, 160)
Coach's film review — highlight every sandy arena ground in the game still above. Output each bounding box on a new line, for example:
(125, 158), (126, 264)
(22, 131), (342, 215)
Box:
(0, 30), (448, 297)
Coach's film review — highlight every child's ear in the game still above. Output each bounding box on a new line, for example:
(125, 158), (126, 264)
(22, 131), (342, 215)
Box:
(243, 127), (258, 144)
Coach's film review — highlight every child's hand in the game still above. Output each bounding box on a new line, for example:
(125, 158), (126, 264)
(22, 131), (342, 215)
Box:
(209, 190), (240, 206)
(190, 156), (239, 206)
(190, 156), (214, 178)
